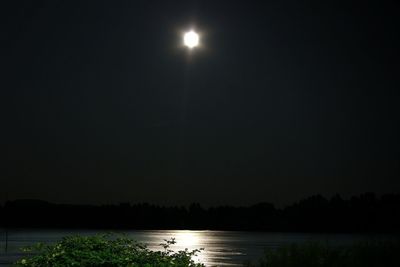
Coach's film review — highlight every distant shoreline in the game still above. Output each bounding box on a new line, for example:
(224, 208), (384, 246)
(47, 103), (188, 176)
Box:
(1, 193), (400, 233)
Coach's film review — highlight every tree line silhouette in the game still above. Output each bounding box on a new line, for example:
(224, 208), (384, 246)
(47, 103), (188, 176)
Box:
(1, 193), (399, 232)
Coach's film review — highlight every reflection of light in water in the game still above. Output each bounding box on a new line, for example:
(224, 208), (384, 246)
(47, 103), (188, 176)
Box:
(174, 231), (200, 248)
(171, 231), (206, 264)
(170, 231), (245, 266)
(146, 230), (243, 266)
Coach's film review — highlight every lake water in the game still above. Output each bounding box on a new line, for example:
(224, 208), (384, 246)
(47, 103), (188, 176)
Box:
(0, 229), (397, 266)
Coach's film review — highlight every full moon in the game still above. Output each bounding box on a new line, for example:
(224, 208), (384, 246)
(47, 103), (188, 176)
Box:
(183, 30), (199, 49)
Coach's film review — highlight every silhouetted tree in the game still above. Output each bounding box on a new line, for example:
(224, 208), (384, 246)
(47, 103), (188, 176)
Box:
(1, 193), (399, 232)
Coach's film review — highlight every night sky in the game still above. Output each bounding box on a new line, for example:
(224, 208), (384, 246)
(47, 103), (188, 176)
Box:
(1, 0), (399, 206)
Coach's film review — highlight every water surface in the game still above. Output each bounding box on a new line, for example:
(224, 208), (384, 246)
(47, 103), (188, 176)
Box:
(0, 229), (396, 266)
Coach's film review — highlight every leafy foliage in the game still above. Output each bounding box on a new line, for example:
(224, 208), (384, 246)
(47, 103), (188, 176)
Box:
(247, 241), (400, 267)
(13, 234), (205, 267)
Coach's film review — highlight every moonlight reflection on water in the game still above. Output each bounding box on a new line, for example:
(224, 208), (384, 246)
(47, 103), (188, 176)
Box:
(142, 230), (242, 266)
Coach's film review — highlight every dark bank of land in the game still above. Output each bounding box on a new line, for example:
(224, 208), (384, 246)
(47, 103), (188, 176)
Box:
(1, 193), (400, 233)
(245, 240), (400, 267)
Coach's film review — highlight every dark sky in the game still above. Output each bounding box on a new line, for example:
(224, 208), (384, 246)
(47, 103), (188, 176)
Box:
(1, 0), (399, 206)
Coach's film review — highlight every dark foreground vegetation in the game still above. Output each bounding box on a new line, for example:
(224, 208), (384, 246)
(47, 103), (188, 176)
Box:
(14, 234), (205, 267)
(1, 193), (400, 232)
(13, 235), (400, 267)
(247, 241), (400, 267)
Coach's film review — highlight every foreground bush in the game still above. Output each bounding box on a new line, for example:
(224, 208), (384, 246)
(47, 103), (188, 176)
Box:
(248, 241), (400, 267)
(14, 234), (205, 267)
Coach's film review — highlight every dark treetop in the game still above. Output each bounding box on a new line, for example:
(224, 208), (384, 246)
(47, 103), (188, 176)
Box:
(2, 193), (400, 232)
